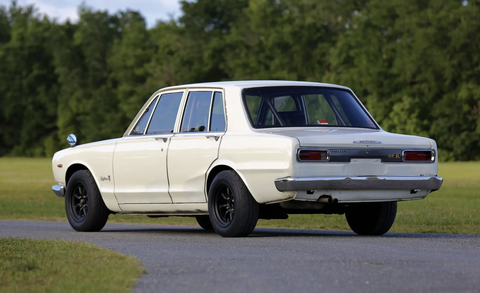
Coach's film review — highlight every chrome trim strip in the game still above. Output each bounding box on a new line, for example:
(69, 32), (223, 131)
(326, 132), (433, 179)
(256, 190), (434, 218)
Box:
(274, 176), (443, 191)
(52, 185), (65, 197)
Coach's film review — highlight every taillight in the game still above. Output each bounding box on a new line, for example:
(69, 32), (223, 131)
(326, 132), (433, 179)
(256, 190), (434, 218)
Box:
(402, 150), (435, 162)
(298, 149), (330, 162)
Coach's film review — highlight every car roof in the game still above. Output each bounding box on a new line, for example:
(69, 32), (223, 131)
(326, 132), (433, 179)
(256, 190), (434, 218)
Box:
(159, 80), (351, 91)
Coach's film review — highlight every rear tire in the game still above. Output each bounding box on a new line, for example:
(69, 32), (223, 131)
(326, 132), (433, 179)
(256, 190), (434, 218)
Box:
(196, 216), (214, 231)
(65, 170), (110, 232)
(345, 202), (397, 235)
(208, 170), (259, 237)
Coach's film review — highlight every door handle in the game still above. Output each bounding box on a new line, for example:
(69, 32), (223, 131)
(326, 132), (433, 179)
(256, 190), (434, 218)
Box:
(155, 137), (168, 142)
(205, 135), (219, 141)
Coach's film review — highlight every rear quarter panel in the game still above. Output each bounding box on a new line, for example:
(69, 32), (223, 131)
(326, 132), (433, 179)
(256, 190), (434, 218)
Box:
(217, 132), (298, 204)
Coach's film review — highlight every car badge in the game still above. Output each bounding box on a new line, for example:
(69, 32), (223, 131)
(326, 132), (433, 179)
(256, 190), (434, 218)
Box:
(353, 140), (382, 144)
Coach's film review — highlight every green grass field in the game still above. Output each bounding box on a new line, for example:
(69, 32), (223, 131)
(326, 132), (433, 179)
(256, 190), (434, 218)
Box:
(0, 238), (144, 293)
(0, 157), (479, 234)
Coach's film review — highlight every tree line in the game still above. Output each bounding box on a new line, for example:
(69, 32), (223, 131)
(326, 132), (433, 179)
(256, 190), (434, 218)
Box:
(0, 0), (478, 160)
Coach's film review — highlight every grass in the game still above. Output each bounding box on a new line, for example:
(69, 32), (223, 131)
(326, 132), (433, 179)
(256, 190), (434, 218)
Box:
(0, 237), (145, 293)
(0, 157), (479, 234)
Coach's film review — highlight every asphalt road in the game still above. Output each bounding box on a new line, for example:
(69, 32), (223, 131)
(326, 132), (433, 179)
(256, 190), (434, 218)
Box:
(1, 221), (480, 293)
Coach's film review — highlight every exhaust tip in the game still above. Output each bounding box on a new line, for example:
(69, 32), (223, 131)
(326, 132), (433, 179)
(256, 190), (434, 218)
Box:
(317, 195), (338, 204)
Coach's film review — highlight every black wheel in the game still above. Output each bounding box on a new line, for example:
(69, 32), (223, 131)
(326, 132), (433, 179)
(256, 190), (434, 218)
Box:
(208, 170), (259, 237)
(196, 216), (214, 231)
(345, 202), (397, 236)
(65, 170), (110, 232)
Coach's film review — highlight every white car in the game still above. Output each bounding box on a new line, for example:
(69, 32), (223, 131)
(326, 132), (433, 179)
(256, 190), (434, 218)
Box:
(52, 81), (443, 237)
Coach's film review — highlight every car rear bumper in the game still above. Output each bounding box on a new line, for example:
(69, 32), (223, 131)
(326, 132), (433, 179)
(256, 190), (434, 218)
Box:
(274, 176), (443, 191)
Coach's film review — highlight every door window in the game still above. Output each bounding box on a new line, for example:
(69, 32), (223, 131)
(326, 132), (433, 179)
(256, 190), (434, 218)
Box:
(131, 96), (158, 135)
(181, 91), (213, 132)
(146, 92), (183, 134)
(210, 92), (225, 132)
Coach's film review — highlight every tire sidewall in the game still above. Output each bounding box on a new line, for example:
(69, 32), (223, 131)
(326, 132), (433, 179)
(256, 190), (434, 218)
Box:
(208, 171), (258, 237)
(208, 172), (236, 233)
(65, 170), (107, 231)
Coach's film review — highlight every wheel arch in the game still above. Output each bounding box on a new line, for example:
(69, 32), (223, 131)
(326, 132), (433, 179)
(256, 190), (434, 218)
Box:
(64, 163), (120, 213)
(207, 165), (261, 203)
(206, 163), (294, 204)
(206, 165), (234, 195)
(66, 164), (89, 186)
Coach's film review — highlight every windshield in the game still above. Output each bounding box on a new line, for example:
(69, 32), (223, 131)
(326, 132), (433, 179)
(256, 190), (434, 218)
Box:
(242, 87), (377, 129)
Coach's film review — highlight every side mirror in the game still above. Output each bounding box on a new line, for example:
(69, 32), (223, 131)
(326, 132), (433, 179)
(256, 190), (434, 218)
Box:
(67, 134), (77, 147)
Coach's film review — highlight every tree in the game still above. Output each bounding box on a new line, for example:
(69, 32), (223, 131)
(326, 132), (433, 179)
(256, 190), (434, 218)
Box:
(52, 5), (122, 145)
(326, 0), (480, 160)
(108, 11), (155, 121)
(0, 0), (478, 160)
(0, 2), (58, 156)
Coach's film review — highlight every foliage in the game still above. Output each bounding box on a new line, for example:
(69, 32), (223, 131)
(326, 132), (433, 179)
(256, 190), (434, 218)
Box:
(0, 0), (478, 160)
(326, 0), (480, 160)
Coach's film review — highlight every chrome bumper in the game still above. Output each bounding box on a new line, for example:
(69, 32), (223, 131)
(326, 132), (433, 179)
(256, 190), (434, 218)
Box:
(274, 176), (443, 191)
(52, 185), (65, 197)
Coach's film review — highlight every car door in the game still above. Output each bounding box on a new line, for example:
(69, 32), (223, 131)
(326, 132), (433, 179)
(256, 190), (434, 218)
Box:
(113, 91), (184, 204)
(167, 90), (226, 203)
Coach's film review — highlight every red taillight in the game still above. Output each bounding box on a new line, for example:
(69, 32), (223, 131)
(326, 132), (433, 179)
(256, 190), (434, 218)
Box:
(298, 150), (330, 161)
(403, 151), (434, 162)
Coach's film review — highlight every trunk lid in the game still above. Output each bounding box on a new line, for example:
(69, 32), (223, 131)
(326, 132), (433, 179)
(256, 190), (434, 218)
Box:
(259, 128), (432, 149)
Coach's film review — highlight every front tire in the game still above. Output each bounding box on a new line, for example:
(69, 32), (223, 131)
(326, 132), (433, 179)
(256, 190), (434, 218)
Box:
(65, 170), (110, 232)
(345, 202), (397, 236)
(208, 170), (259, 237)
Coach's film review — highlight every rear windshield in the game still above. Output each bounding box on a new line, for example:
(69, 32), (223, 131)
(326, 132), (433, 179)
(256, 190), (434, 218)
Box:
(243, 87), (377, 129)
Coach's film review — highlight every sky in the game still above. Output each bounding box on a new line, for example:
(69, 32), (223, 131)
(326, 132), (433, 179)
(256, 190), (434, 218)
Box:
(0, 0), (186, 27)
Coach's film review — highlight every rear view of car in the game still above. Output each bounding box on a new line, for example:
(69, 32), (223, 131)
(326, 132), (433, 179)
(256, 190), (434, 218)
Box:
(52, 81), (442, 237)
(239, 85), (442, 235)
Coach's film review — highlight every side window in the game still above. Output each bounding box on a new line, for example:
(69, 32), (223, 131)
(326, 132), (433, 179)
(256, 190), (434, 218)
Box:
(244, 94), (262, 124)
(210, 92), (225, 132)
(146, 92), (183, 134)
(131, 97), (158, 135)
(181, 91), (213, 132)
